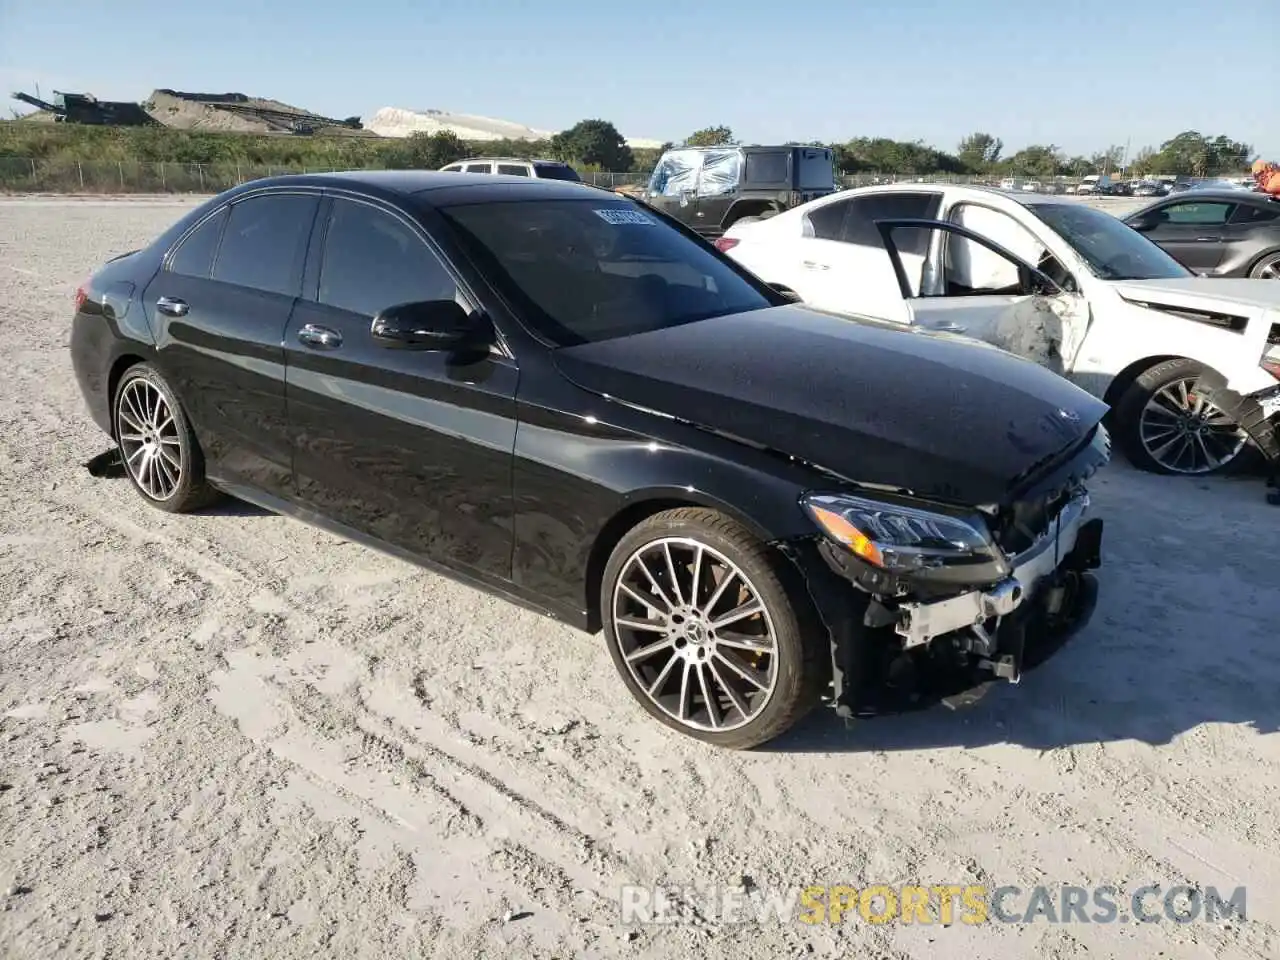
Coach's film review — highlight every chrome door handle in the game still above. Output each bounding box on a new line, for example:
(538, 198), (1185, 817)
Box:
(297, 323), (342, 349)
(155, 296), (188, 317)
(802, 260), (830, 270)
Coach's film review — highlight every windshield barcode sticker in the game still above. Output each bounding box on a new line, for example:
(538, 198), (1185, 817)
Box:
(593, 208), (656, 225)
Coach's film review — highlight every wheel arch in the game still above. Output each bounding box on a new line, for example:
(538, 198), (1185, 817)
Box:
(722, 199), (781, 230)
(107, 353), (150, 420)
(1102, 354), (1181, 411)
(1245, 245), (1280, 277)
(582, 490), (785, 634)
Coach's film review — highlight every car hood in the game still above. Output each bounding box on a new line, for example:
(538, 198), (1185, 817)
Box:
(552, 305), (1109, 505)
(1109, 278), (1280, 315)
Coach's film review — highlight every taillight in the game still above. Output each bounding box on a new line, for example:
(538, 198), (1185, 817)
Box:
(714, 237), (740, 253)
(74, 285), (88, 313)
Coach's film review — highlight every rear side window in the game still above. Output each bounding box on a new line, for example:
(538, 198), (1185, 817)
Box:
(744, 151), (788, 184)
(168, 208), (227, 278)
(533, 163), (581, 182)
(318, 199), (458, 317)
(497, 164), (530, 176)
(212, 194), (317, 297)
(464, 163), (492, 174)
(1232, 202), (1279, 224)
(807, 193), (941, 253)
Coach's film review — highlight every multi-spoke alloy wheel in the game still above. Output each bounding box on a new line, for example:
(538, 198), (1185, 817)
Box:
(117, 377), (184, 500)
(601, 508), (821, 749)
(1137, 376), (1248, 475)
(1249, 252), (1280, 280)
(113, 364), (218, 512)
(1116, 358), (1253, 476)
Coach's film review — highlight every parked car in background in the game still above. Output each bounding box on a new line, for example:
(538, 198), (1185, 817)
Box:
(718, 184), (1280, 476)
(1124, 190), (1280, 279)
(440, 157), (581, 181)
(642, 144), (837, 239)
(1133, 180), (1169, 197)
(1075, 174), (1112, 195)
(998, 177), (1022, 191)
(69, 171), (1111, 747)
(1023, 181), (1043, 193)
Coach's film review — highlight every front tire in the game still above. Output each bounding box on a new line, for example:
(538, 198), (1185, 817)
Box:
(1113, 358), (1250, 475)
(113, 363), (220, 512)
(600, 508), (823, 749)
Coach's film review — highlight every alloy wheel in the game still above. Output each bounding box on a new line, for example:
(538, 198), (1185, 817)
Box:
(116, 378), (184, 500)
(1252, 254), (1280, 280)
(1138, 376), (1247, 474)
(610, 537), (779, 733)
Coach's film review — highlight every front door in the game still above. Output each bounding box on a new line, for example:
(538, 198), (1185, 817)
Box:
(143, 191), (320, 497)
(879, 218), (1092, 376)
(1137, 198), (1238, 273)
(643, 149), (703, 228)
(284, 196), (517, 580)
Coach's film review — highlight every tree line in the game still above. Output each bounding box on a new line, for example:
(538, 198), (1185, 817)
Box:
(0, 115), (1258, 179)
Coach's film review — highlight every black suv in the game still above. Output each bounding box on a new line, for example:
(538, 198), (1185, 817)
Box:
(642, 144), (837, 238)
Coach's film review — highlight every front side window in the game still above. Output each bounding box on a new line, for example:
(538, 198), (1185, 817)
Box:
(439, 199), (774, 346)
(212, 194), (317, 297)
(168, 208), (227, 278)
(318, 200), (457, 317)
(1158, 201), (1236, 225)
(945, 203), (1062, 294)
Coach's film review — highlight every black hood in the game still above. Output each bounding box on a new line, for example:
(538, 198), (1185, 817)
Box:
(552, 305), (1109, 505)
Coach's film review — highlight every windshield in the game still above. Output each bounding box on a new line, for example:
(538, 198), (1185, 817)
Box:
(1028, 202), (1192, 281)
(438, 199), (775, 346)
(534, 163), (581, 182)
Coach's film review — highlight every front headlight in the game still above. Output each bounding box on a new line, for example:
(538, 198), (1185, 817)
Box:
(801, 492), (999, 575)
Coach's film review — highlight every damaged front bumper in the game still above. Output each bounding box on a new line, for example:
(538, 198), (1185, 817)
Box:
(787, 491), (1104, 718)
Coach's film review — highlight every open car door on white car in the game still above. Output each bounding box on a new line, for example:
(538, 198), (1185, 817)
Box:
(875, 218), (1093, 377)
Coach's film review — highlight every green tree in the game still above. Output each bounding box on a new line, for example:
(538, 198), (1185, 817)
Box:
(957, 131), (1002, 172)
(1003, 144), (1063, 179)
(1089, 145), (1125, 176)
(383, 131), (467, 170)
(684, 125), (734, 147)
(549, 119), (634, 172)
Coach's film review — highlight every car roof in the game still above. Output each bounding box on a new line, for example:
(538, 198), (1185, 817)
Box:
(447, 157), (572, 165)
(230, 170), (607, 206)
(1150, 189), (1270, 203)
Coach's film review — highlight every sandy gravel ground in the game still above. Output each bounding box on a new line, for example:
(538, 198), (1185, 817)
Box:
(1, 196), (1278, 960)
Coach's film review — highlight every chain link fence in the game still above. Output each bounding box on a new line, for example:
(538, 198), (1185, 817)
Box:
(2, 157), (1219, 195)
(0, 157), (654, 194)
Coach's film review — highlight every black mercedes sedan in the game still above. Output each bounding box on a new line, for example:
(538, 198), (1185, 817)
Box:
(71, 172), (1109, 749)
(1125, 190), (1280, 279)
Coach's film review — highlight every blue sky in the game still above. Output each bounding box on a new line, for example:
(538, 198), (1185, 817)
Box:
(2, 0), (1274, 158)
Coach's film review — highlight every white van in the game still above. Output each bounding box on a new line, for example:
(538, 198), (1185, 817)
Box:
(1076, 174), (1112, 194)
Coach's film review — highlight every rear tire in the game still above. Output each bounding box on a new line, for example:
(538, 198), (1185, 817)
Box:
(600, 507), (824, 750)
(1248, 251), (1280, 280)
(113, 363), (220, 513)
(1113, 358), (1251, 475)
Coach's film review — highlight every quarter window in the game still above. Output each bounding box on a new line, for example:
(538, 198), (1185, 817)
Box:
(1231, 203), (1279, 224)
(168, 208), (227, 278)
(806, 193), (942, 253)
(318, 199), (458, 317)
(211, 194), (317, 297)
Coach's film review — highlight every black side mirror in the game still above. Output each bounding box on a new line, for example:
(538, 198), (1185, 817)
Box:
(1128, 216), (1155, 232)
(370, 300), (487, 352)
(770, 283), (802, 303)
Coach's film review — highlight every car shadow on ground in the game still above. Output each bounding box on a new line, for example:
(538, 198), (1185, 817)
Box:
(763, 459), (1280, 755)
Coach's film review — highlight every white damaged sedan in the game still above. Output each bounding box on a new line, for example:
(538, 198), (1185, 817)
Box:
(717, 185), (1280, 476)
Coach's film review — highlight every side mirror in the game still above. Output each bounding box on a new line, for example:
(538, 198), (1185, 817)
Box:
(370, 300), (486, 352)
(1128, 216), (1155, 232)
(770, 283), (802, 303)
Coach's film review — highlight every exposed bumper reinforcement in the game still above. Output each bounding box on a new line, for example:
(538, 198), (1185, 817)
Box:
(895, 492), (1093, 649)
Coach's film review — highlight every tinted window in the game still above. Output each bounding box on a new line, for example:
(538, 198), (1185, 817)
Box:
(442, 165), (463, 172)
(744, 152), (789, 184)
(318, 200), (457, 317)
(533, 163), (581, 182)
(1232, 202), (1279, 224)
(497, 164), (530, 176)
(1030, 202), (1191, 280)
(1159, 201), (1235, 225)
(168, 208), (227, 278)
(797, 149), (835, 190)
(212, 195), (316, 296)
(439, 199), (773, 346)
(464, 163), (492, 174)
(808, 193), (941, 253)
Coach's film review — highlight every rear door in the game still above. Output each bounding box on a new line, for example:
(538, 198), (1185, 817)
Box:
(284, 195), (518, 579)
(1137, 198), (1237, 273)
(789, 191), (943, 322)
(143, 190), (320, 496)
